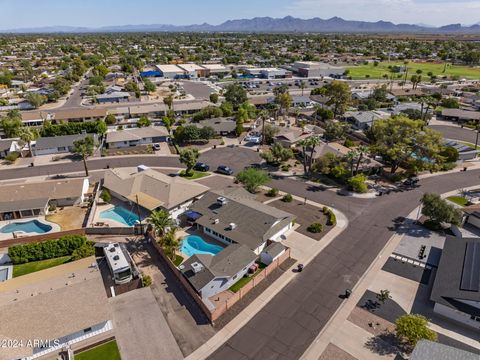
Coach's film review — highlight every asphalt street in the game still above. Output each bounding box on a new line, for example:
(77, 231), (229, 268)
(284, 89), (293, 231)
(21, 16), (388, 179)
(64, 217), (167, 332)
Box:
(429, 124), (479, 144)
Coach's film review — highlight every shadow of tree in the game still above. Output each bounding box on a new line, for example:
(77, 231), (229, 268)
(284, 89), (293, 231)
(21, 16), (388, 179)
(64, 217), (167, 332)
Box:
(364, 331), (405, 357)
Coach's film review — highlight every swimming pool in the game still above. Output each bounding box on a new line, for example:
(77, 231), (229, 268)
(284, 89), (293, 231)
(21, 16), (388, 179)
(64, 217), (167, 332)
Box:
(180, 235), (223, 257)
(99, 206), (139, 226)
(0, 220), (52, 234)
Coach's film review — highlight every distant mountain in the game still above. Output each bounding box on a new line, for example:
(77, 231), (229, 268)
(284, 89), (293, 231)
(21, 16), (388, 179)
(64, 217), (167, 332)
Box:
(2, 16), (480, 34)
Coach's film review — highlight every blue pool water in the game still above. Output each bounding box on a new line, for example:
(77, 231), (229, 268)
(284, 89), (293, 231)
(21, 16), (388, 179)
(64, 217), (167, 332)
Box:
(180, 235), (223, 257)
(99, 206), (139, 226)
(0, 220), (52, 234)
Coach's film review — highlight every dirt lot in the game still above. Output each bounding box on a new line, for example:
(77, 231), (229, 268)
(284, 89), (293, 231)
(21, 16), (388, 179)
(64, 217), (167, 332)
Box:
(45, 206), (87, 230)
(270, 199), (333, 240)
(104, 145), (154, 156)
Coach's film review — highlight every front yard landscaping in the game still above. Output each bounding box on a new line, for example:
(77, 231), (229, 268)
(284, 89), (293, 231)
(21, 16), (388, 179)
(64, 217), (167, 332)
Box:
(13, 256), (72, 277)
(229, 262), (267, 293)
(104, 145), (154, 156)
(75, 340), (121, 360)
(446, 196), (469, 206)
(179, 170), (210, 180)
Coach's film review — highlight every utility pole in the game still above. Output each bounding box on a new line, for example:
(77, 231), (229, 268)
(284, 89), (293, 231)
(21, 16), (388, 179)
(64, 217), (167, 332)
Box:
(476, 121), (479, 150)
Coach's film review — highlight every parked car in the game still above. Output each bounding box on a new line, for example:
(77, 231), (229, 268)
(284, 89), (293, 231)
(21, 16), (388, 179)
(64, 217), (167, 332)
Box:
(193, 162), (210, 172)
(152, 143), (161, 151)
(217, 165), (234, 175)
(245, 132), (262, 144)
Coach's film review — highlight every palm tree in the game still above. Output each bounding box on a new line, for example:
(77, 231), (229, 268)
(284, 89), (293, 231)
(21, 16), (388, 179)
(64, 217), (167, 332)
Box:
(293, 106), (301, 127)
(299, 80), (306, 96)
(18, 127), (36, 157)
(147, 209), (174, 239)
(162, 227), (180, 261)
(354, 145), (369, 175)
(346, 150), (357, 177)
(258, 110), (269, 146)
(297, 136), (321, 174)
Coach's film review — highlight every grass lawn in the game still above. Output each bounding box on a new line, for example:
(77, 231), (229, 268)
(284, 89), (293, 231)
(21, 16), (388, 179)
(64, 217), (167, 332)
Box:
(75, 340), (121, 360)
(179, 170), (210, 180)
(447, 196), (469, 206)
(13, 256), (72, 278)
(173, 254), (184, 266)
(347, 61), (480, 80)
(229, 263), (267, 293)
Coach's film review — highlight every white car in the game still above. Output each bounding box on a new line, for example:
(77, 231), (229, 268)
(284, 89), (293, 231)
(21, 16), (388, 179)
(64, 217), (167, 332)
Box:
(245, 133), (262, 144)
(152, 143), (161, 151)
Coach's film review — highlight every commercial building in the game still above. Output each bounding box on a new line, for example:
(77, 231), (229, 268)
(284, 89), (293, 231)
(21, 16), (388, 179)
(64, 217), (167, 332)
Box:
(200, 64), (230, 77)
(247, 67), (291, 79)
(188, 190), (295, 255)
(430, 236), (480, 329)
(291, 61), (345, 78)
(0, 178), (89, 221)
(155, 64), (186, 79)
(177, 63), (207, 78)
(180, 244), (257, 299)
(103, 166), (209, 219)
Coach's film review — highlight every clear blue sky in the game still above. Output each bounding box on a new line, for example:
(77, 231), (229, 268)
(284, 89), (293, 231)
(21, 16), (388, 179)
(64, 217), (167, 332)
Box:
(0, 0), (478, 29)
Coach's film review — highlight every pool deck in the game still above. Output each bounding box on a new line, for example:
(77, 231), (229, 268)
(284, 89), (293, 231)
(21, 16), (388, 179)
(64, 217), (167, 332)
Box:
(0, 217), (61, 241)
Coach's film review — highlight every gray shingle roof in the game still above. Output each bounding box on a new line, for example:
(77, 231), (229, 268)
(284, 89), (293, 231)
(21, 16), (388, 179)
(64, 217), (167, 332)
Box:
(34, 133), (98, 151)
(410, 340), (478, 360)
(181, 244), (257, 292)
(193, 117), (236, 133)
(262, 242), (286, 258)
(431, 236), (480, 316)
(190, 190), (295, 250)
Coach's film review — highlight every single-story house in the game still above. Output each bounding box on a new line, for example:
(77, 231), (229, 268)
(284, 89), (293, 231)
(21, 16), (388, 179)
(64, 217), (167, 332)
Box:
(0, 178), (89, 221)
(193, 117), (237, 136)
(443, 140), (478, 161)
(188, 190), (295, 255)
(33, 133), (99, 156)
(273, 126), (318, 147)
(105, 126), (168, 149)
(260, 242), (286, 266)
(103, 166), (209, 219)
(430, 236), (480, 329)
(343, 110), (390, 130)
(0, 138), (22, 158)
(410, 340), (478, 360)
(96, 91), (130, 104)
(291, 96), (314, 108)
(441, 108), (480, 123)
(21, 108), (107, 124)
(180, 244), (257, 299)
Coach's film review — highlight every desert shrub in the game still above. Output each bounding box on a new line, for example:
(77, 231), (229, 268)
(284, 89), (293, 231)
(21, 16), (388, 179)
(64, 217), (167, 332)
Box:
(282, 193), (293, 202)
(307, 223), (323, 233)
(266, 188), (279, 197)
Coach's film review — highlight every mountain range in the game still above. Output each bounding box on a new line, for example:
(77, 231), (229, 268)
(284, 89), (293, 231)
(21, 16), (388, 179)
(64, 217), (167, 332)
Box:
(2, 16), (480, 34)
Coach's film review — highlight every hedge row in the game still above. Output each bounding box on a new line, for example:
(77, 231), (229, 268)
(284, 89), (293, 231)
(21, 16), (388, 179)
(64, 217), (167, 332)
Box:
(8, 235), (89, 264)
(323, 207), (337, 226)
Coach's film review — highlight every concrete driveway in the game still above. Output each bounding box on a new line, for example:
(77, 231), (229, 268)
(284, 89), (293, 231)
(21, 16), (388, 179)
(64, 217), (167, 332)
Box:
(110, 287), (183, 360)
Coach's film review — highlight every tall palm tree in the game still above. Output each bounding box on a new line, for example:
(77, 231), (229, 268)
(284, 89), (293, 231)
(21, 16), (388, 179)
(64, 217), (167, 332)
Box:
(354, 145), (369, 175)
(258, 110), (269, 146)
(18, 127), (37, 157)
(162, 227), (180, 261)
(294, 106), (301, 127)
(147, 209), (174, 239)
(306, 136), (321, 173)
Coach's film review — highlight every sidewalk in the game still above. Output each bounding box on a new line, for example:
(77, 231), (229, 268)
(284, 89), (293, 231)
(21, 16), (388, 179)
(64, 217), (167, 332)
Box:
(185, 197), (348, 360)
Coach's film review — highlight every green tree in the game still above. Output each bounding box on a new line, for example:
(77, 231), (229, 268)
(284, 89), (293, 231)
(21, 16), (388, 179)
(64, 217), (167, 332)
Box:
(220, 101), (234, 116)
(224, 83), (247, 109)
(18, 127), (37, 157)
(143, 78), (156, 93)
(105, 114), (116, 125)
(163, 94), (173, 111)
(101, 190), (111, 203)
(263, 124), (279, 145)
(162, 227), (181, 261)
(315, 107), (334, 121)
(421, 193), (463, 226)
(348, 174), (368, 193)
(324, 120), (348, 141)
(440, 98), (460, 109)
(261, 143), (293, 165)
(297, 136), (321, 174)
(236, 167), (271, 193)
(199, 126), (215, 140)
(395, 314), (437, 346)
(137, 116), (151, 128)
(209, 93), (219, 104)
(369, 116), (443, 174)
(72, 136), (95, 177)
(179, 148), (199, 176)
(1, 110), (23, 138)
(324, 80), (351, 117)
(439, 146), (459, 163)
(24, 92), (47, 109)
(147, 209), (174, 238)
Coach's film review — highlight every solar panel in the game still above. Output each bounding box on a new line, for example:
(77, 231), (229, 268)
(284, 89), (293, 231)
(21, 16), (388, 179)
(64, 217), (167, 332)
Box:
(460, 241), (480, 292)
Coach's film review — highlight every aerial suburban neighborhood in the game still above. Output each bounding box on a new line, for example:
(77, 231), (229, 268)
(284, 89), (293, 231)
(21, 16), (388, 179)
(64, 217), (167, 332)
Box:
(1, 1), (480, 360)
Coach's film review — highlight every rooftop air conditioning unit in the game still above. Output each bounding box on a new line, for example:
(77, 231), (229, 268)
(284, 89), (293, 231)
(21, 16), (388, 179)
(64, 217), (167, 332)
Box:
(213, 219), (219, 224)
(191, 262), (204, 273)
(217, 196), (228, 206)
(229, 223), (237, 230)
(137, 164), (149, 172)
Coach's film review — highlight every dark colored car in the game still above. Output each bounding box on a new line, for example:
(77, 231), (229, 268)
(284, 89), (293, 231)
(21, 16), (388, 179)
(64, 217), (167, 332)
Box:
(193, 162), (210, 172)
(216, 165), (234, 175)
